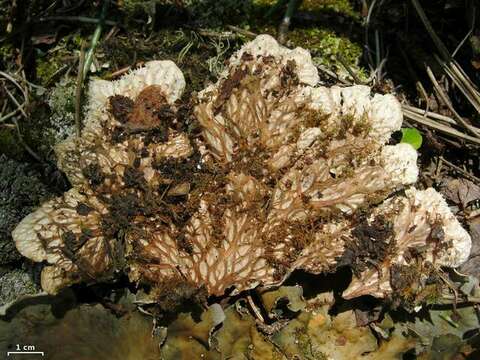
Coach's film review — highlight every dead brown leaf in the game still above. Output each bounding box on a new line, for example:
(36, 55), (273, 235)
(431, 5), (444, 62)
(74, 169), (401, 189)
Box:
(441, 178), (480, 209)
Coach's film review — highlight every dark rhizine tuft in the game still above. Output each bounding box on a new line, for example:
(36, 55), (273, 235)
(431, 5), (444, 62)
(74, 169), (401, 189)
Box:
(76, 203), (93, 216)
(82, 163), (105, 188)
(109, 95), (134, 123)
(337, 215), (395, 275)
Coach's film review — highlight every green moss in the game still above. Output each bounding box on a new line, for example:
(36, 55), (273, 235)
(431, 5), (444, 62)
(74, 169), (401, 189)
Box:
(0, 127), (24, 159)
(0, 43), (14, 68)
(101, 29), (236, 94)
(253, 0), (358, 18)
(288, 27), (366, 79)
(36, 58), (61, 86)
(119, 0), (157, 20)
(300, 0), (357, 17)
(35, 33), (83, 86)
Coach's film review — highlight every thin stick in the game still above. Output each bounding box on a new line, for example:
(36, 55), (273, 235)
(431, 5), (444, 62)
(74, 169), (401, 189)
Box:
(439, 59), (480, 115)
(452, 29), (473, 58)
(4, 87), (27, 118)
(0, 108), (21, 123)
(402, 104), (458, 126)
(76, 42), (87, 137)
(364, 0), (378, 70)
(337, 54), (365, 85)
(440, 157), (480, 184)
(317, 66), (352, 85)
(278, 0), (300, 44)
(426, 66), (480, 138)
(246, 294), (265, 323)
(0, 71), (27, 100)
(402, 109), (480, 146)
(107, 65), (131, 79)
(227, 25), (257, 37)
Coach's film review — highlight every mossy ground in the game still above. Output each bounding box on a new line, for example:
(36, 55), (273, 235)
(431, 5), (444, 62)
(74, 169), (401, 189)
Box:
(0, 0), (366, 162)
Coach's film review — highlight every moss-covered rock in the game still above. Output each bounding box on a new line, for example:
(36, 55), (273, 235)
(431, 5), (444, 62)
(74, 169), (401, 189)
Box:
(0, 269), (39, 306)
(0, 127), (25, 160)
(0, 156), (51, 265)
(18, 78), (77, 159)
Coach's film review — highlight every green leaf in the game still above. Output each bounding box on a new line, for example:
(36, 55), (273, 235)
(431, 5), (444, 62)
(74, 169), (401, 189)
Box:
(400, 128), (423, 150)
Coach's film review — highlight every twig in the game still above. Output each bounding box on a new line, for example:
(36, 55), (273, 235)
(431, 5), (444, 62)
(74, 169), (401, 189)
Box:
(0, 98), (24, 123)
(246, 294), (265, 323)
(4, 87), (27, 118)
(402, 108), (480, 146)
(452, 4), (475, 58)
(363, 0), (378, 71)
(402, 104), (458, 126)
(83, 0), (109, 78)
(0, 109), (21, 123)
(374, 29), (381, 75)
(106, 65), (131, 79)
(440, 157), (480, 184)
(316, 66), (352, 86)
(426, 66), (480, 138)
(452, 28), (473, 58)
(337, 54), (365, 85)
(76, 42), (87, 137)
(434, 156), (443, 180)
(437, 57), (480, 116)
(44, 64), (69, 87)
(0, 71), (27, 100)
(441, 294), (480, 304)
(226, 25), (257, 38)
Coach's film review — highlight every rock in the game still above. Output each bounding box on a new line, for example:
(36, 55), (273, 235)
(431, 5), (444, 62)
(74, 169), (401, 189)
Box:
(0, 155), (51, 265)
(0, 269), (39, 306)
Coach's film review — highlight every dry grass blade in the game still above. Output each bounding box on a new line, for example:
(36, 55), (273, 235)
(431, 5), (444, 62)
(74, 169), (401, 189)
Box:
(402, 105), (458, 126)
(4, 87), (27, 119)
(0, 70), (28, 101)
(76, 42), (87, 137)
(440, 157), (480, 184)
(410, 0), (450, 61)
(436, 57), (480, 116)
(410, 0), (480, 126)
(226, 25), (257, 38)
(317, 66), (352, 85)
(402, 107), (480, 146)
(426, 66), (480, 138)
(337, 54), (366, 85)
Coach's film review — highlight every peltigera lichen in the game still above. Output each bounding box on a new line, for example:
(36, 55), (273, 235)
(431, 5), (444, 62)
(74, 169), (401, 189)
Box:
(12, 35), (471, 303)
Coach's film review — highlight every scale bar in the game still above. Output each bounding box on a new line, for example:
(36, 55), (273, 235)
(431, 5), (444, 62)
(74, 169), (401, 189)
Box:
(7, 352), (44, 356)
